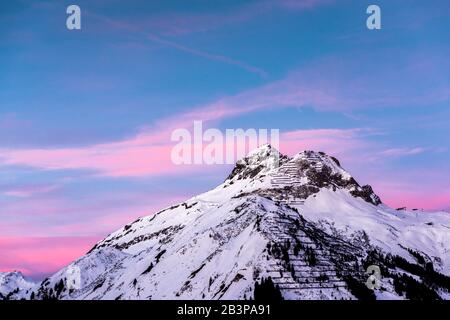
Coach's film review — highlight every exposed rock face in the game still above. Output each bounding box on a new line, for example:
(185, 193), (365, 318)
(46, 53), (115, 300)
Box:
(225, 144), (290, 181)
(227, 147), (382, 206)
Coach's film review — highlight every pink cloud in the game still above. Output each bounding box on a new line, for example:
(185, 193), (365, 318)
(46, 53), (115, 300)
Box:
(3, 184), (59, 198)
(0, 236), (101, 278)
(0, 126), (366, 178)
(0, 139), (176, 178)
(0, 78), (343, 177)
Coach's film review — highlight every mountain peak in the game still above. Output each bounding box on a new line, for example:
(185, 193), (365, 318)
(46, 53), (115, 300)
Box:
(224, 147), (381, 206)
(246, 143), (276, 156)
(225, 144), (289, 181)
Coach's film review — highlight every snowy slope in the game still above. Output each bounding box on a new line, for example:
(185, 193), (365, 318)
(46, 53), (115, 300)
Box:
(4, 145), (450, 300)
(301, 189), (450, 272)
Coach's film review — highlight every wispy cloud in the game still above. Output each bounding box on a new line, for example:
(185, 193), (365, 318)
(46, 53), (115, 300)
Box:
(106, 0), (333, 37)
(87, 0), (334, 78)
(0, 61), (346, 177)
(375, 147), (447, 159)
(3, 184), (59, 198)
(146, 33), (269, 78)
(89, 12), (269, 79)
(0, 126), (370, 178)
(380, 147), (427, 157)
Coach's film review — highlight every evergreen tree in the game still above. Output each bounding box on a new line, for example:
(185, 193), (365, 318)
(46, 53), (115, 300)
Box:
(254, 277), (283, 301)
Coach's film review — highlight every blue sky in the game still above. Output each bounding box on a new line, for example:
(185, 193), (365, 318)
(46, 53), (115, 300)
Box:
(1, 0), (450, 278)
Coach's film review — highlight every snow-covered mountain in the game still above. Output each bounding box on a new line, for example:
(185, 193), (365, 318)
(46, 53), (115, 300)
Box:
(2, 145), (450, 300)
(0, 271), (35, 300)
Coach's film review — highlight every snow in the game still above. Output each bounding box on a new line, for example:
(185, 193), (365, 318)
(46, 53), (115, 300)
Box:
(3, 146), (449, 300)
(298, 188), (450, 274)
(0, 271), (35, 299)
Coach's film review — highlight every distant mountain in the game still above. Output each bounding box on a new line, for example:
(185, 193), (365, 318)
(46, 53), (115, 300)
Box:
(3, 145), (450, 300)
(0, 271), (35, 300)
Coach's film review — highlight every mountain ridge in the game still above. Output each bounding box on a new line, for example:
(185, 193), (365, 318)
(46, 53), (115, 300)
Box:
(2, 145), (449, 300)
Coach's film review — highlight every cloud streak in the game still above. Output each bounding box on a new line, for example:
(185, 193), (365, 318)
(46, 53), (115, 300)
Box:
(103, 0), (333, 37)
(89, 12), (269, 78)
(146, 33), (269, 79)
(380, 147), (426, 157)
(3, 184), (59, 198)
(87, 0), (334, 78)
